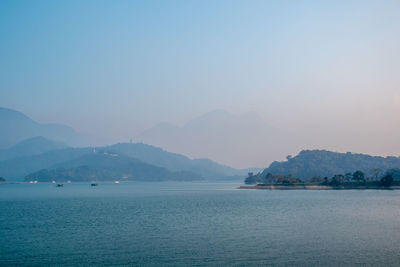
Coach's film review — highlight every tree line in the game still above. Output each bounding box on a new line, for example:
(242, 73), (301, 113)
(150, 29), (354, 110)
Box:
(245, 168), (399, 187)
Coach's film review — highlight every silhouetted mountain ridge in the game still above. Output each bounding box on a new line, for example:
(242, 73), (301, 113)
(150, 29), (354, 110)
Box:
(0, 107), (93, 148)
(105, 143), (245, 179)
(25, 151), (202, 182)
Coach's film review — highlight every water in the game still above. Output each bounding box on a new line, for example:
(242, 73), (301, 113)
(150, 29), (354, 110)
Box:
(1, 182), (400, 266)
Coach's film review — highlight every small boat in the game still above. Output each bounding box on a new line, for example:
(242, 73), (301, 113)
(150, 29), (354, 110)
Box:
(91, 183), (98, 186)
(67, 180), (71, 183)
(52, 181), (56, 184)
(56, 184), (64, 187)
(114, 181), (120, 184)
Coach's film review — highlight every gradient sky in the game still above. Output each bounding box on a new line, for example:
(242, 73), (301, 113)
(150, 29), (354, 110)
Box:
(1, 0), (400, 167)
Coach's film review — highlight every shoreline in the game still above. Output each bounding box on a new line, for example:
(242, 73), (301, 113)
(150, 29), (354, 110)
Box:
(239, 185), (400, 190)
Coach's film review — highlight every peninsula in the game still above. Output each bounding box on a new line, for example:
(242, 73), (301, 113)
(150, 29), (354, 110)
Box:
(241, 150), (400, 190)
(239, 183), (400, 190)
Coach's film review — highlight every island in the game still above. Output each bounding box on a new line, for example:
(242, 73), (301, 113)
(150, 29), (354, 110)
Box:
(240, 183), (400, 190)
(240, 150), (400, 190)
(240, 172), (400, 190)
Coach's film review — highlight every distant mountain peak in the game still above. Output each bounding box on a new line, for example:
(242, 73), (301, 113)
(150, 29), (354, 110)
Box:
(0, 107), (36, 124)
(0, 106), (94, 148)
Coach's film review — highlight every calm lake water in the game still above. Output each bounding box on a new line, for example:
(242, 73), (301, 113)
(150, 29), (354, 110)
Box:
(1, 182), (400, 266)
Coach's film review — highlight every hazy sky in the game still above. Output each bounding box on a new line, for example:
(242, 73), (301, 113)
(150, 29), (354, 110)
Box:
(1, 0), (400, 167)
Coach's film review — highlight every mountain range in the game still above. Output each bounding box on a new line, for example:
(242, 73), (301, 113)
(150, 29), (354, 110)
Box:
(0, 107), (93, 148)
(0, 107), (254, 182)
(1, 106), (296, 169)
(2, 107), (400, 183)
(0, 107), (260, 182)
(0, 140), (250, 182)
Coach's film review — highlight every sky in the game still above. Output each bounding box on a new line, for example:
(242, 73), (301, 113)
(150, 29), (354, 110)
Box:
(1, 0), (400, 167)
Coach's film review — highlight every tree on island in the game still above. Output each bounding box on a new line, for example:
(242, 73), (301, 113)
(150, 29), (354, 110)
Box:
(380, 174), (393, 187)
(330, 174), (344, 186)
(310, 176), (323, 183)
(273, 174), (302, 184)
(370, 168), (383, 181)
(352, 170), (365, 183)
(386, 168), (400, 179)
(345, 173), (353, 182)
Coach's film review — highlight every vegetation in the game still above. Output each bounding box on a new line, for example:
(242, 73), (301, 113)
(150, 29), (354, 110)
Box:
(380, 174), (394, 187)
(352, 170), (365, 183)
(262, 150), (400, 180)
(245, 173), (304, 185)
(0, 177), (5, 182)
(245, 169), (400, 188)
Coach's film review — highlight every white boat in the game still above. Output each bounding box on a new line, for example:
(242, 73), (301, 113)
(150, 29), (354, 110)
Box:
(114, 181), (120, 184)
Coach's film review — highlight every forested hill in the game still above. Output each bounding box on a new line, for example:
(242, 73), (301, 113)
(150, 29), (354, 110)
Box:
(25, 152), (203, 182)
(260, 150), (400, 180)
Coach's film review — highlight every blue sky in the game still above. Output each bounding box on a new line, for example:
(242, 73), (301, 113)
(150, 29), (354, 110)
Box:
(1, 0), (400, 165)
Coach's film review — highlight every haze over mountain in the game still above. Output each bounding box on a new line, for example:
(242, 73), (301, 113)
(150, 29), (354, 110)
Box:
(0, 136), (68, 161)
(0, 107), (259, 181)
(2, 1), (400, 169)
(0, 147), (93, 181)
(104, 142), (247, 179)
(139, 109), (298, 168)
(0, 141), (250, 182)
(0, 107), (96, 148)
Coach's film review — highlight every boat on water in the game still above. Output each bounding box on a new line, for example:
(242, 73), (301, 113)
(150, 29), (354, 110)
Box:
(91, 183), (99, 186)
(56, 184), (64, 187)
(114, 181), (120, 184)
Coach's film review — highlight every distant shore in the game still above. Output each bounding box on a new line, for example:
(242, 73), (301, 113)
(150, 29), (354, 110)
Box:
(239, 184), (400, 190)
